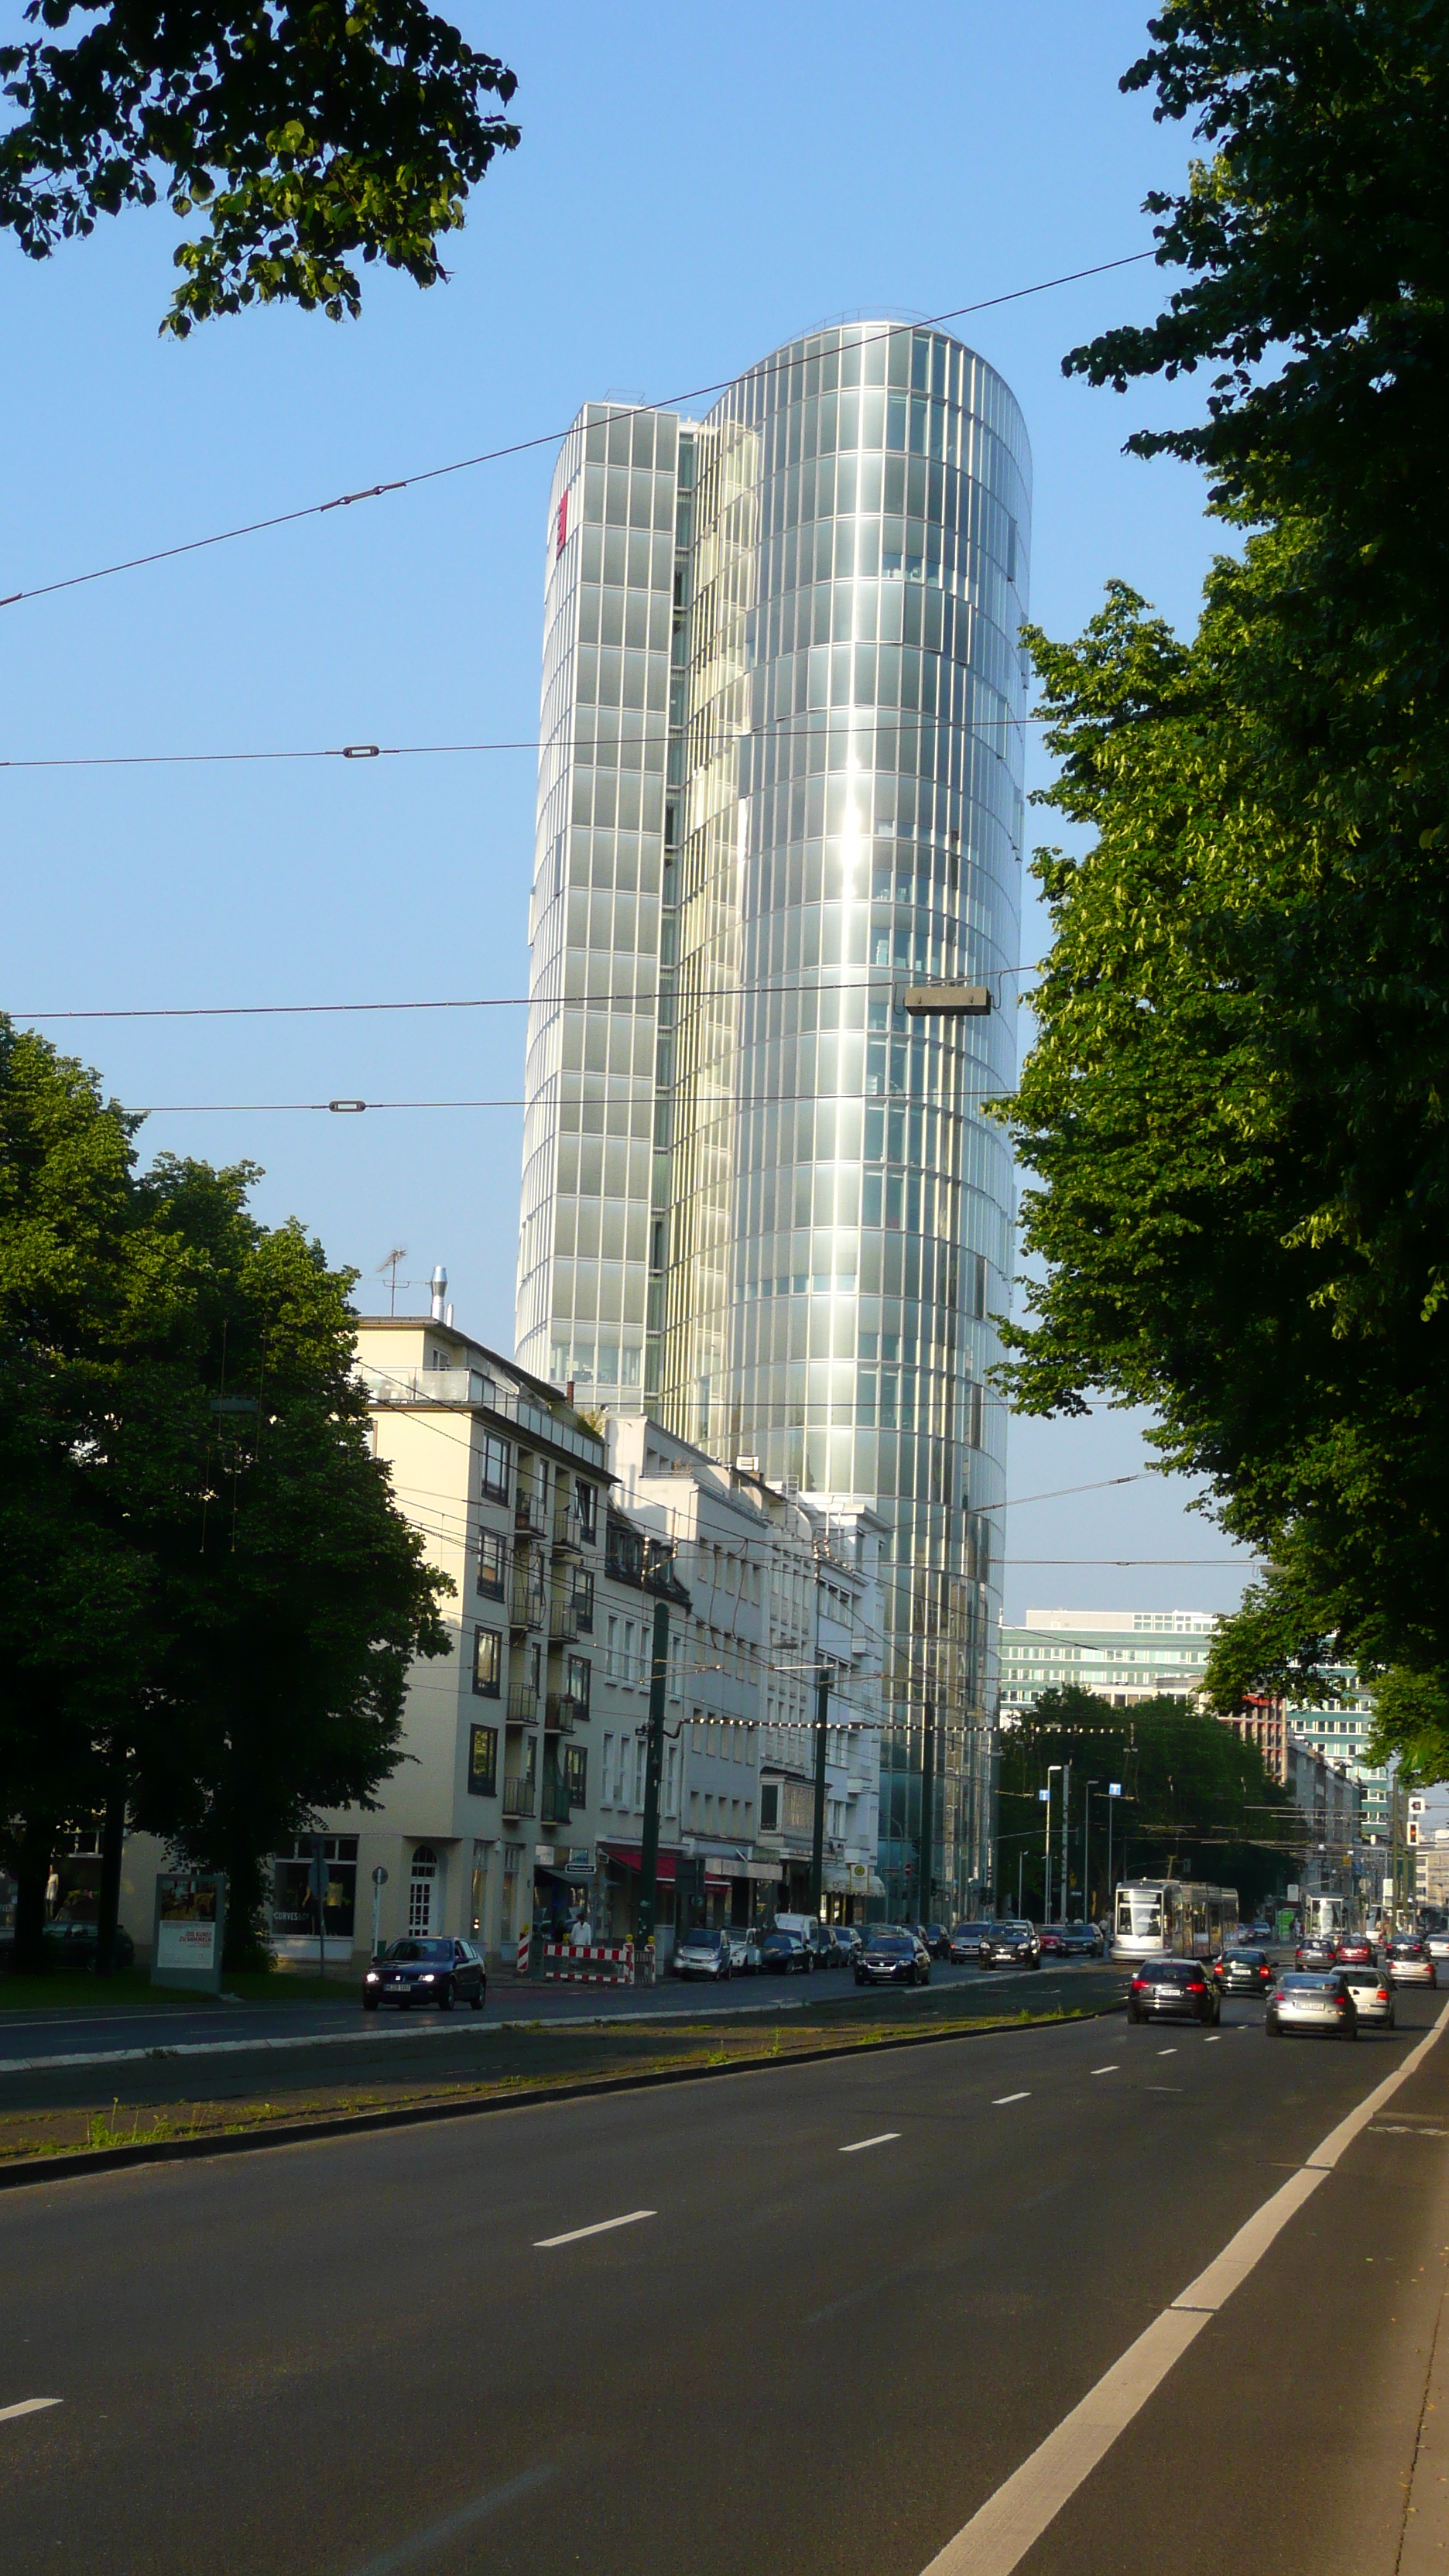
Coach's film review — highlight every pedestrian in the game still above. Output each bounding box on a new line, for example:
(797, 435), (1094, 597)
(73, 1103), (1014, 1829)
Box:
(571, 1910), (593, 1947)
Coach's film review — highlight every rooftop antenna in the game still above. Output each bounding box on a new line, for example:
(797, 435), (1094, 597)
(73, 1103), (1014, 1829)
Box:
(379, 1246), (407, 1317)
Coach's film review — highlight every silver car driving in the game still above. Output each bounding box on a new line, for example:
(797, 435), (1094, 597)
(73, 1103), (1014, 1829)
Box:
(1338, 1963), (1396, 2027)
(1265, 1970), (1358, 2039)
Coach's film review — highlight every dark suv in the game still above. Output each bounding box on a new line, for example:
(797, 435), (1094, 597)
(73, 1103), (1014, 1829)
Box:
(365, 1937), (486, 2011)
(980, 1921), (1040, 1970)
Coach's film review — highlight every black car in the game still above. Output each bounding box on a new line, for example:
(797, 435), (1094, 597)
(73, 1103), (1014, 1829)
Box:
(980, 1920), (1041, 1970)
(915, 1922), (952, 1961)
(760, 1930), (811, 1975)
(1295, 1934), (1339, 1971)
(855, 1931), (931, 1987)
(43, 1913), (136, 1971)
(1213, 1946), (1274, 1996)
(1127, 1958), (1220, 2025)
(364, 1936), (486, 2011)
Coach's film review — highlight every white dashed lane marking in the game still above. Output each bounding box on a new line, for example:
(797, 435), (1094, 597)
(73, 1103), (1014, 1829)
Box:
(533, 2210), (656, 2249)
(840, 2132), (901, 2154)
(1091, 2065), (1118, 2076)
(0, 2400), (61, 2425)
(992, 2092), (1030, 2106)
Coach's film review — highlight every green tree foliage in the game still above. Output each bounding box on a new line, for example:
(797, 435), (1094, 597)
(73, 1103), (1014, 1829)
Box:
(0, 1024), (450, 1968)
(0, 0), (519, 333)
(1363, 1665), (1449, 1784)
(996, 5), (1449, 1731)
(998, 1687), (1292, 1913)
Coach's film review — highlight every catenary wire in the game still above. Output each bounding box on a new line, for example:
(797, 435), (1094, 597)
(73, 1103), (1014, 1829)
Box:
(10, 964), (1039, 1021)
(0, 252), (1153, 613)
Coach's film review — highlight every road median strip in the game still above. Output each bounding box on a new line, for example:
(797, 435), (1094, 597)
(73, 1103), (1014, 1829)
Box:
(0, 1996), (1125, 2189)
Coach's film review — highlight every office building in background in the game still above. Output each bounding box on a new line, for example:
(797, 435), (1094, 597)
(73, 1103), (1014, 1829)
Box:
(516, 320), (1030, 1917)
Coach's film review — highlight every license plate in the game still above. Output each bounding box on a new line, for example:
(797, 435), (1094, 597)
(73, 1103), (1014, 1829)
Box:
(1159, 1989), (1181, 2000)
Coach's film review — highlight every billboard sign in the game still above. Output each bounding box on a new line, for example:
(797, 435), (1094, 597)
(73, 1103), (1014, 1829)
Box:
(152, 1872), (228, 1993)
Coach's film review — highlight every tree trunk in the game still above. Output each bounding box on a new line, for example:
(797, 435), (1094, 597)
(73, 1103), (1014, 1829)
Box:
(221, 1841), (272, 1973)
(12, 1814), (59, 1975)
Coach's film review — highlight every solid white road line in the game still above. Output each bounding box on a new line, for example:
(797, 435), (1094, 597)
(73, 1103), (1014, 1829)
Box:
(992, 2093), (1029, 2106)
(533, 2210), (656, 2249)
(918, 2001), (1449, 2576)
(0, 2400), (61, 2424)
(840, 2132), (901, 2154)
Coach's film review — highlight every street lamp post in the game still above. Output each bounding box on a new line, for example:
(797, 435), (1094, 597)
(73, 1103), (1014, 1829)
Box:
(1061, 1762), (1071, 1923)
(1040, 1766), (1061, 1924)
(1084, 1781), (1100, 1927)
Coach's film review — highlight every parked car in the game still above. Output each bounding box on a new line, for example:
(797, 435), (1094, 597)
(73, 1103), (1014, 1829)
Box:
(855, 1930), (931, 1988)
(950, 1920), (994, 1964)
(979, 1920), (1040, 1970)
(1334, 1934), (1376, 1966)
(914, 1922), (952, 1961)
(364, 1937), (485, 2012)
(1213, 1947), (1274, 1996)
(727, 1930), (762, 1975)
(773, 1913), (835, 1969)
(673, 1926), (733, 1982)
(1387, 1937), (1437, 1988)
(43, 1912), (136, 1971)
(1338, 1964), (1396, 2027)
(827, 1925), (862, 1966)
(1265, 1970), (1358, 2038)
(760, 1930), (811, 1975)
(1126, 1958), (1221, 2025)
(1038, 1926), (1069, 1959)
(1295, 1934), (1340, 1971)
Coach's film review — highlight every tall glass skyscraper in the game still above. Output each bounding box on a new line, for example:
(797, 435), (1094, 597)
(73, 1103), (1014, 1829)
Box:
(516, 321), (1029, 1915)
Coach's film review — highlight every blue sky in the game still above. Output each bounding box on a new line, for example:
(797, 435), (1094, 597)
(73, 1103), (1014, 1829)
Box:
(1, 0), (1259, 1625)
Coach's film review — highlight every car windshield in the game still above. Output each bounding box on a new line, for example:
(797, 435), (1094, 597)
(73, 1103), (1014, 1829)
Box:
(1145, 1961), (1195, 1978)
(867, 1937), (913, 1956)
(764, 1932), (800, 1948)
(382, 1940), (450, 1963)
(993, 1925), (1026, 1940)
(1281, 1974), (1333, 1989)
(953, 1924), (987, 1939)
(680, 1930), (720, 1947)
(1224, 1951), (1266, 1965)
(1341, 1968), (1383, 1985)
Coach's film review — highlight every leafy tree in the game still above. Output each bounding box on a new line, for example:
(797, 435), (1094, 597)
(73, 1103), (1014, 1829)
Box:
(998, 1686), (1292, 1914)
(1363, 1666), (1449, 1785)
(996, 4), (1449, 1702)
(0, 1022), (450, 1971)
(0, 0), (519, 334)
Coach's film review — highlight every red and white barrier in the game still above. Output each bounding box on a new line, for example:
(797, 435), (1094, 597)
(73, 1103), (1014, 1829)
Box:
(541, 1941), (635, 1986)
(516, 1920), (532, 1975)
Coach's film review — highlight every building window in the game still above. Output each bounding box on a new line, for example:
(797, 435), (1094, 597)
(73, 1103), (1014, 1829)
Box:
(760, 1783), (779, 1831)
(601, 1732), (614, 1802)
(408, 1845), (438, 1935)
(468, 1725), (498, 1798)
(475, 1531), (507, 1600)
(271, 1835), (358, 1941)
(573, 1570), (595, 1636)
(564, 1743), (587, 1807)
(566, 1653), (591, 1714)
(624, 1618), (637, 1684)
(606, 1614), (619, 1677)
(473, 1627), (502, 1698)
(632, 1736), (646, 1810)
(576, 1479), (598, 1543)
(480, 1433), (510, 1504)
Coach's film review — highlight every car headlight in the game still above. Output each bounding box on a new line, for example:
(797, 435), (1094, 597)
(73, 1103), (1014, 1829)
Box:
(365, 1971), (379, 1983)
(420, 1973), (435, 1982)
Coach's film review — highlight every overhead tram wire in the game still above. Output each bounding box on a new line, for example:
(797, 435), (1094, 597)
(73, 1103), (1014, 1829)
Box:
(0, 252), (1153, 614)
(0, 705), (1064, 775)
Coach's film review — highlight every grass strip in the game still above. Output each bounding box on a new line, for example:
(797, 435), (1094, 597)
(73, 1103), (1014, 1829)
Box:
(0, 2000), (1121, 2187)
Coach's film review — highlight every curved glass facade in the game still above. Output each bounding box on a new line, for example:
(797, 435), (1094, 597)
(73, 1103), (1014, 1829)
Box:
(518, 323), (1029, 1915)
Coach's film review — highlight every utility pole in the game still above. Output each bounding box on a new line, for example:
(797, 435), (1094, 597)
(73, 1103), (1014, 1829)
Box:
(1084, 1780), (1099, 1927)
(810, 1667), (830, 1919)
(636, 1595), (672, 1962)
(919, 1701), (935, 1926)
(1061, 1761), (1071, 1922)
(1042, 1764), (1061, 1923)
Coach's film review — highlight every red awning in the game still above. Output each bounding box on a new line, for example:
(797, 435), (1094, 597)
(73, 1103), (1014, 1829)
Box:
(599, 1843), (729, 1890)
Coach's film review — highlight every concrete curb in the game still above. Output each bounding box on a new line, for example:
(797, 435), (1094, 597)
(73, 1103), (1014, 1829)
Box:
(0, 2000), (1125, 2193)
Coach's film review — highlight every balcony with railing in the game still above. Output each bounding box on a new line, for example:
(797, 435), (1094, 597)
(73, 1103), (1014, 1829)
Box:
(545, 1692), (587, 1734)
(355, 1362), (605, 1469)
(509, 1567), (546, 1635)
(540, 1783), (572, 1828)
(507, 1680), (540, 1724)
(547, 1598), (579, 1643)
(502, 1775), (536, 1818)
(514, 1486), (548, 1538)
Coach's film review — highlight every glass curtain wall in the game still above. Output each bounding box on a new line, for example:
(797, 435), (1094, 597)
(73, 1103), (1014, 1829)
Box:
(519, 328), (1029, 1917)
(516, 404), (680, 1400)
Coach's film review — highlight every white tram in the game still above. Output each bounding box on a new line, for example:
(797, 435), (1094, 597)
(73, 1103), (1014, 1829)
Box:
(1112, 1877), (1240, 1962)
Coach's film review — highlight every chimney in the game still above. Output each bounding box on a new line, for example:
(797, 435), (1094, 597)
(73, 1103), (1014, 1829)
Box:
(430, 1264), (447, 1321)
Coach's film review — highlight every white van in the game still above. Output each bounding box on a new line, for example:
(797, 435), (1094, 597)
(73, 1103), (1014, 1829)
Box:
(772, 1913), (833, 1968)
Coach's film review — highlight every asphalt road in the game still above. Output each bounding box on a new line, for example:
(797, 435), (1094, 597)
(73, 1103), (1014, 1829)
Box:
(3, 1987), (1444, 2576)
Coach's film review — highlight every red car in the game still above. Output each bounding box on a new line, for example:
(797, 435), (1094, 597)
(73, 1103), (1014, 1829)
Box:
(1335, 1934), (1375, 1966)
